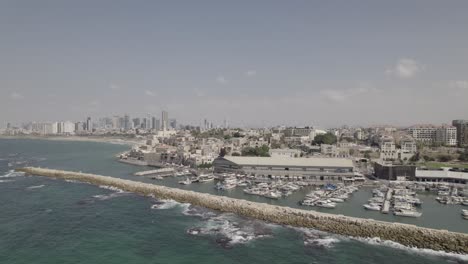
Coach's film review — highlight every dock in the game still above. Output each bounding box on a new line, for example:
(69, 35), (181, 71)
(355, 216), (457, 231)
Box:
(381, 188), (393, 214)
(134, 167), (174, 176)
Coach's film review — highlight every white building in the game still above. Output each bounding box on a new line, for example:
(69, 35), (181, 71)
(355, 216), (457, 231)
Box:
(269, 148), (301, 158)
(435, 126), (457, 146)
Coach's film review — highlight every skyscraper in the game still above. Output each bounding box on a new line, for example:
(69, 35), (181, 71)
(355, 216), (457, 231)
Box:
(453, 120), (468, 147)
(161, 110), (168, 131)
(86, 117), (92, 132)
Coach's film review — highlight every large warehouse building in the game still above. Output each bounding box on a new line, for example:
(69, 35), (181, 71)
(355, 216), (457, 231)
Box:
(213, 156), (355, 183)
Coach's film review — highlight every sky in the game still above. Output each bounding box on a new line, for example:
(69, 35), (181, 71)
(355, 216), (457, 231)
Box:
(1, 1), (468, 128)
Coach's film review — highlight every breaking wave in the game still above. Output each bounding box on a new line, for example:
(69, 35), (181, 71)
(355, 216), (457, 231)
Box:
(150, 199), (190, 210)
(354, 236), (468, 263)
(0, 170), (25, 178)
(296, 228), (342, 249)
(92, 185), (129, 200)
(27, 184), (45, 189)
(185, 211), (273, 248)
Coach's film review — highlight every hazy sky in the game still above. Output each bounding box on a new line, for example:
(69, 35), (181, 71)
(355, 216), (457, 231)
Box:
(1, 1), (468, 128)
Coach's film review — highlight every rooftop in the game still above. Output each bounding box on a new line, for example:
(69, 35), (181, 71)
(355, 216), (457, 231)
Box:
(223, 156), (353, 168)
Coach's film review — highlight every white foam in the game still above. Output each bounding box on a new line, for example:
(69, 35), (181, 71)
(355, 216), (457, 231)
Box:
(150, 199), (186, 210)
(353, 236), (468, 262)
(0, 179), (13, 183)
(0, 170), (25, 178)
(98, 185), (125, 193)
(27, 184), (45, 189)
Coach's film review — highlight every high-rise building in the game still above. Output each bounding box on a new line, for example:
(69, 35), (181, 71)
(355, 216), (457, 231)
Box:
(132, 118), (140, 129)
(169, 119), (177, 130)
(154, 119), (160, 131)
(435, 126), (457, 146)
(453, 120), (468, 147)
(86, 117), (92, 132)
(161, 110), (168, 131)
(123, 115), (131, 130)
(151, 117), (157, 129)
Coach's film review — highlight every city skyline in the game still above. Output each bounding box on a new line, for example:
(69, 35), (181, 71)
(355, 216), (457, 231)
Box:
(2, 1), (468, 127)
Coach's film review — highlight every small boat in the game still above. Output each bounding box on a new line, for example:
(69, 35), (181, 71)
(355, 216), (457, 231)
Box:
(151, 176), (163, 180)
(462, 209), (468, 216)
(394, 209), (422, 218)
(462, 200), (468, 206)
(329, 197), (345, 203)
(264, 191), (282, 199)
(363, 203), (381, 211)
(301, 200), (316, 206)
(178, 178), (192, 185)
(315, 200), (336, 209)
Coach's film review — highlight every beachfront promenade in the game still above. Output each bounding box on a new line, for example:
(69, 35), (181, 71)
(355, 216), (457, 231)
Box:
(16, 167), (468, 254)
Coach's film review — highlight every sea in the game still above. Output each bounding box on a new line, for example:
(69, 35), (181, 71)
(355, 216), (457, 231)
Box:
(0, 138), (467, 264)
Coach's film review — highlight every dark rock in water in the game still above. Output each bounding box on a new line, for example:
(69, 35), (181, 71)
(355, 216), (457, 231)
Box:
(215, 236), (233, 249)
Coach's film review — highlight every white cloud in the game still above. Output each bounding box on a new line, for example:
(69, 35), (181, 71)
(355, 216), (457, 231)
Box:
(449, 80), (468, 89)
(145, 90), (157, 97)
(386, 58), (424, 79)
(216, 75), (227, 84)
(320, 84), (380, 103)
(90, 100), (100, 106)
(246, 70), (256, 77)
(10, 92), (24, 100)
(110, 83), (120, 90)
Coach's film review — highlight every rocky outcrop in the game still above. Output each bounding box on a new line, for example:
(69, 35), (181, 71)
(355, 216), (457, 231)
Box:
(17, 167), (468, 254)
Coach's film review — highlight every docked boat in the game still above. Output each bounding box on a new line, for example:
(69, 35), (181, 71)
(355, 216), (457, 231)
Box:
(394, 209), (422, 218)
(315, 200), (336, 209)
(301, 200), (316, 206)
(462, 209), (468, 216)
(363, 203), (381, 211)
(178, 178), (192, 185)
(264, 191), (282, 199)
(329, 197), (345, 203)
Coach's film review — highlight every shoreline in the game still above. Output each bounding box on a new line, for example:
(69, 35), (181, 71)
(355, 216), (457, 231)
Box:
(16, 167), (468, 254)
(0, 135), (143, 146)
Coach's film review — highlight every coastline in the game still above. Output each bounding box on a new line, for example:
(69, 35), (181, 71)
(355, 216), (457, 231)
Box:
(16, 167), (468, 254)
(0, 135), (143, 146)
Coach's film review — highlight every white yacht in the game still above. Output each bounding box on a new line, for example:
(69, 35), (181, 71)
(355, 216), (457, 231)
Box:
(264, 191), (282, 199)
(363, 203), (381, 211)
(315, 200), (337, 209)
(301, 200), (316, 206)
(462, 209), (468, 216)
(394, 209), (422, 218)
(329, 197), (345, 203)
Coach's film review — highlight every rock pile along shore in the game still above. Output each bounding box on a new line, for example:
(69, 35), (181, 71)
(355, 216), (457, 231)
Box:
(16, 167), (468, 254)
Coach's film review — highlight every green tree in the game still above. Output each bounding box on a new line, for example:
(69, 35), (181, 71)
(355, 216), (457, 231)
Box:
(313, 133), (337, 145)
(437, 154), (452, 162)
(241, 145), (270, 157)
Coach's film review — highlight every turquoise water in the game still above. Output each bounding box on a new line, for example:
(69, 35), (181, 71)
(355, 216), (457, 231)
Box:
(0, 138), (467, 264)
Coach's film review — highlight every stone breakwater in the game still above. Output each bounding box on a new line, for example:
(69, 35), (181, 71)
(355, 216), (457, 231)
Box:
(17, 167), (468, 254)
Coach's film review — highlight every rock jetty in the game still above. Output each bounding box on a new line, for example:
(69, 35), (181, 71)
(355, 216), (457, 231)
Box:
(16, 167), (468, 254)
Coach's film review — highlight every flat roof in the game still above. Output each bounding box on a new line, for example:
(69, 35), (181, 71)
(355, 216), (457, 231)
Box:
(223, 156), (353, 168)
(416, 169), (468, 181)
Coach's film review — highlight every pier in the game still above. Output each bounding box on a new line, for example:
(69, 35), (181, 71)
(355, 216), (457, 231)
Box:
(134, 168), (174, 176)
(16, 167), (468, 254)
(381, 188), (393, 214)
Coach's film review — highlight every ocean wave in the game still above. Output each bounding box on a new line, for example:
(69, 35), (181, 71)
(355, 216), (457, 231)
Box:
(98, 185), (125, 193)
(0, 170), (25, 178)
(186, 213), (273, 248)
(296, 228), (342, 249)
(353, 236), (468, 262)
(27, 184), (45, 189)
(93, 185), (129, 200)
(0, 179), (14, 183)
(150, 199), (190, 210)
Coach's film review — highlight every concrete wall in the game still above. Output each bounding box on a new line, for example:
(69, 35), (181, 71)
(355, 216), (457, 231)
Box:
(17, 167), (468, 254)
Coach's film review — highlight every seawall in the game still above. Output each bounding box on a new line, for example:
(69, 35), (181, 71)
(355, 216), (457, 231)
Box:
(17, 167), (468, 254)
